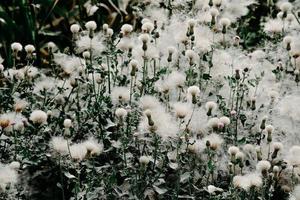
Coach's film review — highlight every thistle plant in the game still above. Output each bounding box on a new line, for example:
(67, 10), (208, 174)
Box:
(0, 0), (300, 200)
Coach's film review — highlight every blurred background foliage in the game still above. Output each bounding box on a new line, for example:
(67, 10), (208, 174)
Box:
(0, 0), (298, 67)
(0, 0), (135, 67)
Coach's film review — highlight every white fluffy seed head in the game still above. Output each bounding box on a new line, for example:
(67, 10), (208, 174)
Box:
(213, 0), (222, 6)
(85, 21), (97, 31)
(144, 109), (152, 118)
(139, 33), (150, 43)
(102, 23), (109, 31)
(107, 28), (114, 37)
(248, 173), (263, 188)
(11, 42), (23, 51)
(9, 161), (20, 170)
(273, 166), (280, 173)
(280, 2), (292, 12)
(29, 110), (47, 124)
(287, 13), (294, 22)
(219, 116), (230, 125)
(236, 151), (244, 160)
(210, 8), (219, 17)
(63, 119), (72, 128)
(207, 117), (220, 129)
(24, 44), (35, 53)
(50, 136), (68, 154)
(84, 138), (103, 156)
(188, 19), (196, 27)
(167, 46), (176, 54)
(139, 155), (151, 165)
(142, 22), (154, 33)
(228, 146), (239, 156)
(70, 24), (80, 33)
(82, 51), (90, 59)
(283, 35), (292, 45)
(121, 24), (133, 34)
(220, 18), (231, 27)
(205, 101), (217, 111)
(187, 85), (200, 96)
(272, 142), (283, 151)
(115, 108), (128, 118)
(129, 59), (138, 68)
(265, 125), (274, 134)
(47, 42), (56, 49)
(185, 49), (196, 59)
(256, 160), (271, 172)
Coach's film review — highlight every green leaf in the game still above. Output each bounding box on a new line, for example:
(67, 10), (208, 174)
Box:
(64, 172), (76, 179)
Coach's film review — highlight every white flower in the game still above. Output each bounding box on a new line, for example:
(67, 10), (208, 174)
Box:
(247, 173), (263, 188)
(83, 138), (103, 155)
(264, 19), (283, 35)
(185, 49), (196, 60)
(167, 46), (176, 54)
(172, 102), (191, 119)
(102, 24), (109, 31)
(265, 125), (274, 134)
(233, 175), (250, 191)
(63, 119), (72, 128)
(236, 151), (244, 160)
(212, 0), (222, 6)
(256, 160), (271, 173)
(210, 7), (219, 17)
(188, 19), (197, 27)
(107, 28), (114, 37)
(50, 136), (69, 154)
(29, 110), (47, 124)
(283, 36), (293, 46)
(207, 117), (220, 129)
(219, 116), (230, 125)
(24, 44), (35, 53)
(111, 87), (130, 105)
(205, 101), (217, 111)
(115, 108), (128, 119)
(139, 33), (150, 43)
(11, 42), (22, 51)
(228, 146), (239, 156)
(0, 164), (18, 190)
(82, 51), (90, 59)
(168, 71), (186, 88)
(48, 42), (56, 49)
(70, 24), (80, 33)
(279, 2), (292, 12)
(9, 161), (20, 170)
(187, 85), (200, 96)
(139, 156), (152, 165)
(220, 18), (231, 27)
(69, 143), (87, 161)
(121, 24), (133, 35)
(203, 134), (223, 150)
(142, 22), (154, 33)
(85, 21), (97, 31)
(272, 142), (283, 151)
